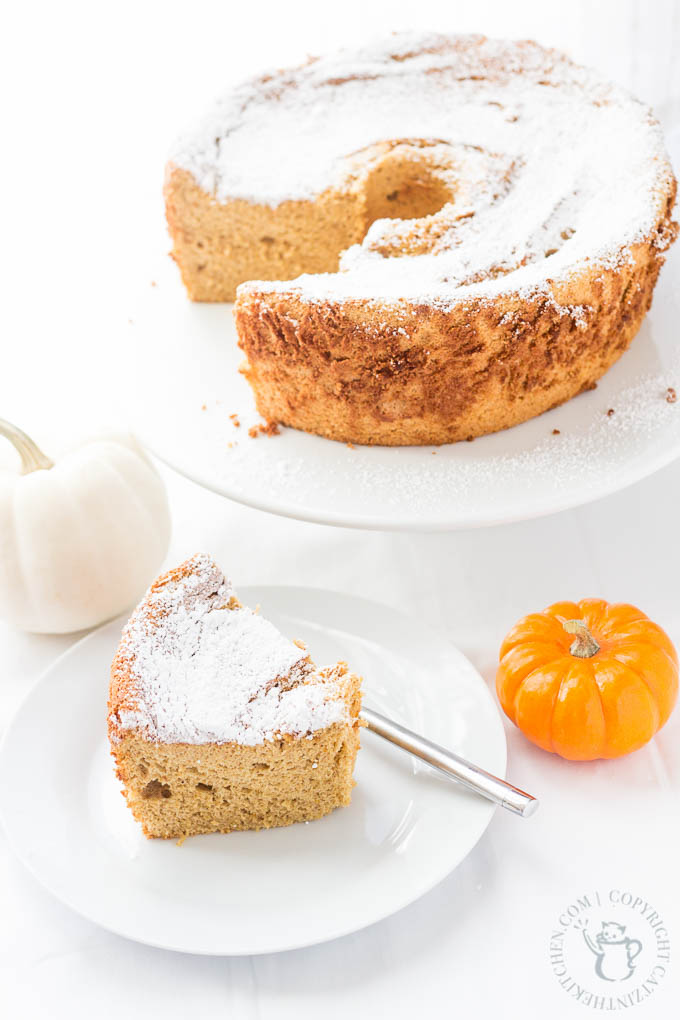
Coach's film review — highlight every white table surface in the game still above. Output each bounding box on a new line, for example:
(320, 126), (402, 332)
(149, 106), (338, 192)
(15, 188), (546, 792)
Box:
(2, 1), (680, 1016)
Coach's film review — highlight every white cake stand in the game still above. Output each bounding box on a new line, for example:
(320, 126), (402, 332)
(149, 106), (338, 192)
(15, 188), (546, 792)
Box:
(129, 246), (680, 531)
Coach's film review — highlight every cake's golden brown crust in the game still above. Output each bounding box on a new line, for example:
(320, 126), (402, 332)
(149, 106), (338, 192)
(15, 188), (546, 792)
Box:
(235, 214), (675, 445)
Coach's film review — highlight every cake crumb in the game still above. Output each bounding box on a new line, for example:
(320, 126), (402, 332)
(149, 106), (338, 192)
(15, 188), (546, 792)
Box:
(248, 421), (281, 438)
(150, 280), (157, 288)
(606, 408), (615, 417)
(230, 413), (241, 428)
(346, 442), (356, 450)
(666, 387), (677, 404)
(552, 428), (561, 435)
(201, 403), (207, 411)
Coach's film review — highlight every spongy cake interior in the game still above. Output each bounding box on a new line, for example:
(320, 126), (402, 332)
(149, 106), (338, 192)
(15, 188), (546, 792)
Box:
(113, 718), (360, 839)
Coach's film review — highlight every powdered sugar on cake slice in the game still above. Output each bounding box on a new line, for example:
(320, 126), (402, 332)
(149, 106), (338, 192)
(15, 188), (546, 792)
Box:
(111, 554), (349, 745)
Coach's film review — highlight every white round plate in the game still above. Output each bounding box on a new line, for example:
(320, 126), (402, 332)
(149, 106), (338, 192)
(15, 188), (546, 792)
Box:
(129, 245), (680, 531)
(0, 586), (506, 956)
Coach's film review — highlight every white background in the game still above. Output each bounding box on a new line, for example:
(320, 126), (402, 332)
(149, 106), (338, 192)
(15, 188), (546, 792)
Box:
(2, 0), (680, 1016)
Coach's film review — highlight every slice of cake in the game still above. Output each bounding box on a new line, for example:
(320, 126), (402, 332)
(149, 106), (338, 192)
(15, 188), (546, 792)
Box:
(108, 554), (362, 839)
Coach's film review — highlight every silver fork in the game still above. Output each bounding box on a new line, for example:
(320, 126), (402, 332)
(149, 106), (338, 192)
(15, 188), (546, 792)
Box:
(361, 706), (539, 818)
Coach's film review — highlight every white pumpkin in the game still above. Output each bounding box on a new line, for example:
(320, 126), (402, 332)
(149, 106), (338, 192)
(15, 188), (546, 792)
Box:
(0, 420), (171, 634)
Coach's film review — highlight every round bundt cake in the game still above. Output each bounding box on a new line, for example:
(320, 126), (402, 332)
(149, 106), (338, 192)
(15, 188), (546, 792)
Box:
(165, 33), (677, 446)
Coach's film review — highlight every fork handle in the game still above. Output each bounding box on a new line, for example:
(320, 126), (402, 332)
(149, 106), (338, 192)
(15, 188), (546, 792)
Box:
(360, 706), (539, 818)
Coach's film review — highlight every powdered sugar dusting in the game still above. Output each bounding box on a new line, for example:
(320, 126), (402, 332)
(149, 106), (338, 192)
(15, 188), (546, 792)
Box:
(171, 32), (675, 310)
(113, 554), (349, 745)
(187, 353), (680, 526)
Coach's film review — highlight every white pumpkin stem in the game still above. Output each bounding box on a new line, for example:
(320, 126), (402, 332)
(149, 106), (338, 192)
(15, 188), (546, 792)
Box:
(0, 418), (53, 474)
(559, 617), (601, 658)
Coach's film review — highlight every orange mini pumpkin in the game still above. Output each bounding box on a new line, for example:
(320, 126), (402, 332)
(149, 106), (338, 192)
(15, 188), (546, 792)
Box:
(497, 600), (678, 761)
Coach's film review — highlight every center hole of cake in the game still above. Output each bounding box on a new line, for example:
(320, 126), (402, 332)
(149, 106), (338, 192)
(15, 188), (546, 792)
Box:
(363, 152), (454, 226)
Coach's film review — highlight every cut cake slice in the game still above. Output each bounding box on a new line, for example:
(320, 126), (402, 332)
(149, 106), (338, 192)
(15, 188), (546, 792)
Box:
(108, 554), (362, 838)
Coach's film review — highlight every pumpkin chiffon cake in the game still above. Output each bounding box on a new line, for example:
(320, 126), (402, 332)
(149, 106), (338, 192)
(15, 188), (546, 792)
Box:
(165, 33), (677, 445)
(108, 554), (362, 839)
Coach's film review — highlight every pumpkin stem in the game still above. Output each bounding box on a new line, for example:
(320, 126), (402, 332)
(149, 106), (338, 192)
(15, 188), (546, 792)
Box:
(559, 618), (601, 658)
(0, 418), (53, 474)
